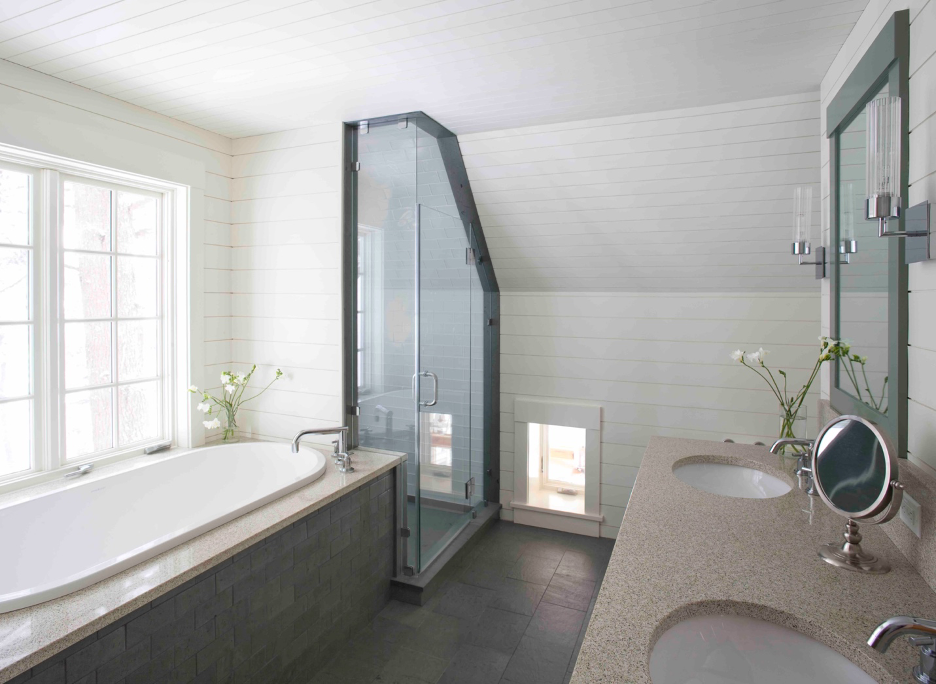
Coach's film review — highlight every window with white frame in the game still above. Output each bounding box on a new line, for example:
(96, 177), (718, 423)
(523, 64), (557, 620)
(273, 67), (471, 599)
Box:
(0, 160), (172, 483)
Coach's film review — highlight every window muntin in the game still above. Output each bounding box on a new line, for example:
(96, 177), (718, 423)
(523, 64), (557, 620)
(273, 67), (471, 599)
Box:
(61, 178), (164, 461)
(0, 163), (170, 483)
(0, 165), (36, 479)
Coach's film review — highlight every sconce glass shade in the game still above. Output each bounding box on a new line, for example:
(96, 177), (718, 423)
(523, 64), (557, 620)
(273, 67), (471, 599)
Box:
(793, 185), (813, 252)
(865, 96), (901, 218)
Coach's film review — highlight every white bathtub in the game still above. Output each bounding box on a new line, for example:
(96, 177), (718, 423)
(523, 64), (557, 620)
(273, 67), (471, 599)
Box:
(0, 442), (328, 614)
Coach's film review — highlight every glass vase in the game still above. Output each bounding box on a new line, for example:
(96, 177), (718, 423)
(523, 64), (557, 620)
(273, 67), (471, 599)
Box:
(777, 405), (807, 457)
(222, 409), (239, 444)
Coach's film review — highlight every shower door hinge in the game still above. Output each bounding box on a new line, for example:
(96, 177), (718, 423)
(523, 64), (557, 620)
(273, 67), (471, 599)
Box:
(403, 565), (415, 576)
(465, 477), (476, 500)
(487, 318), (494, 326)
(398, 118), (408, 129)
(400, 527), (411, 538)
(347, 405), (360, 416)
(466, 248), (477, 265)
(347, 162), (360, 172)
(359, 121), (368, 134)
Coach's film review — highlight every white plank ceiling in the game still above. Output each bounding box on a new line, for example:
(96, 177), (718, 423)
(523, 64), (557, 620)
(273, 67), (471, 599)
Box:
(1, 0), (868, 139)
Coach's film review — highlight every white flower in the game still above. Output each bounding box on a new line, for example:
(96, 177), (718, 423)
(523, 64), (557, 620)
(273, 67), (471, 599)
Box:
(197, 402), (211, 413)
(235, 373), (247, 385)
(730, 350), (744, 362)
(203, 418), (221, 429)
(220, 372), (230, 383)
(188, 384), (198, 393)
(224, 384), (236, 394)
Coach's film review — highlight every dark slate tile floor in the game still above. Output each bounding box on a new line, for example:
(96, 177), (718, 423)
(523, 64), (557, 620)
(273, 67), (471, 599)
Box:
(308, 520), (615, 684)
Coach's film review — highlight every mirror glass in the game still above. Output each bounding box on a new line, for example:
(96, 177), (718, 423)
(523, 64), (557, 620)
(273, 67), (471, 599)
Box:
(835, 83), (890, 415)
(814, 418), (889, 515)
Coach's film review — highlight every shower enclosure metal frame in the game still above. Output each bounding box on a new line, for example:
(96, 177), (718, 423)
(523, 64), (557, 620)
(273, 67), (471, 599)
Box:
(342, 112), (500, 576)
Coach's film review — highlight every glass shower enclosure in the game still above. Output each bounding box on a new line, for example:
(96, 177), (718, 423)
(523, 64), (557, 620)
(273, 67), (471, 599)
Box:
(347, 115), (492, 575)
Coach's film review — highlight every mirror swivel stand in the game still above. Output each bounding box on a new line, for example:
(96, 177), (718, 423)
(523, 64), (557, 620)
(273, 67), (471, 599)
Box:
(819, 518), (891, 574)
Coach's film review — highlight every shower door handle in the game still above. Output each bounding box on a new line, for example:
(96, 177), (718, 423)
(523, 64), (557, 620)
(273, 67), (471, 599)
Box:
(414, 371), (439, 407)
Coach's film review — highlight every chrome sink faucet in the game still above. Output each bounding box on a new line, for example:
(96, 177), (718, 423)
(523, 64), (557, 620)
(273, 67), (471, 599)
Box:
(868, 616), (936, 683)
(291, 426), (353, 473)
(768, 438), (817, 495)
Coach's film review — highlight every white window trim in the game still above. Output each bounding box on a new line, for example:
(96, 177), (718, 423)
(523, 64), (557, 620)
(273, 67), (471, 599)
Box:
(0, 143), (193, 495)
(512, 397), (603, 525)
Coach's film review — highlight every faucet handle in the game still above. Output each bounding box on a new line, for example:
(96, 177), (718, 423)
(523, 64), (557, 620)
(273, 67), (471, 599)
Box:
(910, 636), (936, 648)
(331, 440), (340, 455)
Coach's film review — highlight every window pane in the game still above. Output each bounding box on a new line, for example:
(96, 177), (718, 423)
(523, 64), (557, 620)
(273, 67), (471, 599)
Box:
(0, 168), (30, 246)
(118, 256), (157, 318)
(118, 381), (158, 446)
(0, 325), (31, 398)
(66, 387), (113, 459)
(546, 425), (586, 487)
(116, 191), (157, 256)
(64, 252), (112, 319)
(0, 247), (29, 321)
(0, 399), (31, 476)
(65, 322), (112, 389)
(63, 181), (111, 251)
(118, 320), (157, 381)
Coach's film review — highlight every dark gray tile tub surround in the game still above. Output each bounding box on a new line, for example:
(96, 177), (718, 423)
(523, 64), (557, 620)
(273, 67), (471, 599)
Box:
(7, 472), (395, 684)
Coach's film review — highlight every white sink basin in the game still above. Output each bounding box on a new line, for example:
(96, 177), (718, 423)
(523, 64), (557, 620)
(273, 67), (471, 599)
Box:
(673, 462), (791, 499)
(650, 614), (875, 684)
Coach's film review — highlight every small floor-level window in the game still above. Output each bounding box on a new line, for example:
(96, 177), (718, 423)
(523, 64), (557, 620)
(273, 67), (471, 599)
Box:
(0, 160), (172, 484)
(528, 423), (587, 514)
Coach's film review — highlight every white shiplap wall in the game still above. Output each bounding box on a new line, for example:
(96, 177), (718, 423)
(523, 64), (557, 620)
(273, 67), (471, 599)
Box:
(459, 93), (823, 292)
(0, 58), (232, 447)
(819, 0), (936, 474)
(228, 125), (344, 443)
(497, 292), (820, 538)
(459, 95), (823, 537)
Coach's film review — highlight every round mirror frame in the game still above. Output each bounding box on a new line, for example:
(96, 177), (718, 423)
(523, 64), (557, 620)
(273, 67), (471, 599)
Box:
(811, 414), (902, 523)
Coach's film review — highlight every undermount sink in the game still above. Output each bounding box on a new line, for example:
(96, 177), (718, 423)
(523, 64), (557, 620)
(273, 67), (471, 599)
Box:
(650, 614), (876, 684)
(672, 462), (791, 499)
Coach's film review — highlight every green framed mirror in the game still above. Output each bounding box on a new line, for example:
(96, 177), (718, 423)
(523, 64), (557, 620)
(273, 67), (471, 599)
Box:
(826, 10), (909, 458)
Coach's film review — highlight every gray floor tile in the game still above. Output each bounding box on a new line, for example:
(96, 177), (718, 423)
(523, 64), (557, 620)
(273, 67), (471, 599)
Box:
(403, 612), (478, 661)
(500, 635), (573, 684)
(438, 644), (511, 684)
(517, 540), (567, 562)
(542, 574), (596, 612)
(377, 600), (433, 629)
(524, 602), (586, 649)
(554, 551), (605, 583)
(467, 607), (531, 654)
(377, 645), (448, 683)
(506, 555), (559, 586)
(458, 558), (514, 591)
(488, 579), (546, 617)
(434, 582), (496, 620)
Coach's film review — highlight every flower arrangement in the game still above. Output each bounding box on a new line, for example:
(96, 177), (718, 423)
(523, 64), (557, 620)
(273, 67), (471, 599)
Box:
(731, 337), (848, 453)
(839, 347), (888, 414)
(189, 365), (283, 442)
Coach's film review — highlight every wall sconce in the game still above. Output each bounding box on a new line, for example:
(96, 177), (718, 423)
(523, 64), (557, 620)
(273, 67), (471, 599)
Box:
(792, 186), (825, 278)
(840, 182), (857, 264)
(865, 95), (931, 262)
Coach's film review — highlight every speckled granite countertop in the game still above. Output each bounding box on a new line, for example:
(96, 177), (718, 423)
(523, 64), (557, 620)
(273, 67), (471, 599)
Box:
(572, 437), (936, 684)
(0, 444), (404, 683)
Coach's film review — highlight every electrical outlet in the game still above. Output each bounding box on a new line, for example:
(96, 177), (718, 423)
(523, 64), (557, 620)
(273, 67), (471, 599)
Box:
(899, 492), (922, 538)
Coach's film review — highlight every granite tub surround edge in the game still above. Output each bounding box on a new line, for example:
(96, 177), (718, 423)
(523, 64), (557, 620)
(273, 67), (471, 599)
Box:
(571, 437), (936, 684)
(0, 445), (405, 683)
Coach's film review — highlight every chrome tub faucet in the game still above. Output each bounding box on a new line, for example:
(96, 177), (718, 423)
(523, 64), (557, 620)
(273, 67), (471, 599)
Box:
(868, 616), (936, 683)
(291, 426), (353, 473)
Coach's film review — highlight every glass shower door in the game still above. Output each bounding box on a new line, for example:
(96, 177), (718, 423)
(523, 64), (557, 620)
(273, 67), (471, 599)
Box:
(414, 203), (475, 571)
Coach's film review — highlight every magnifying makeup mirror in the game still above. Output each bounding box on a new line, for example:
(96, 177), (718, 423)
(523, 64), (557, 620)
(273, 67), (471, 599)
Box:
(812, 415), (905, 574)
